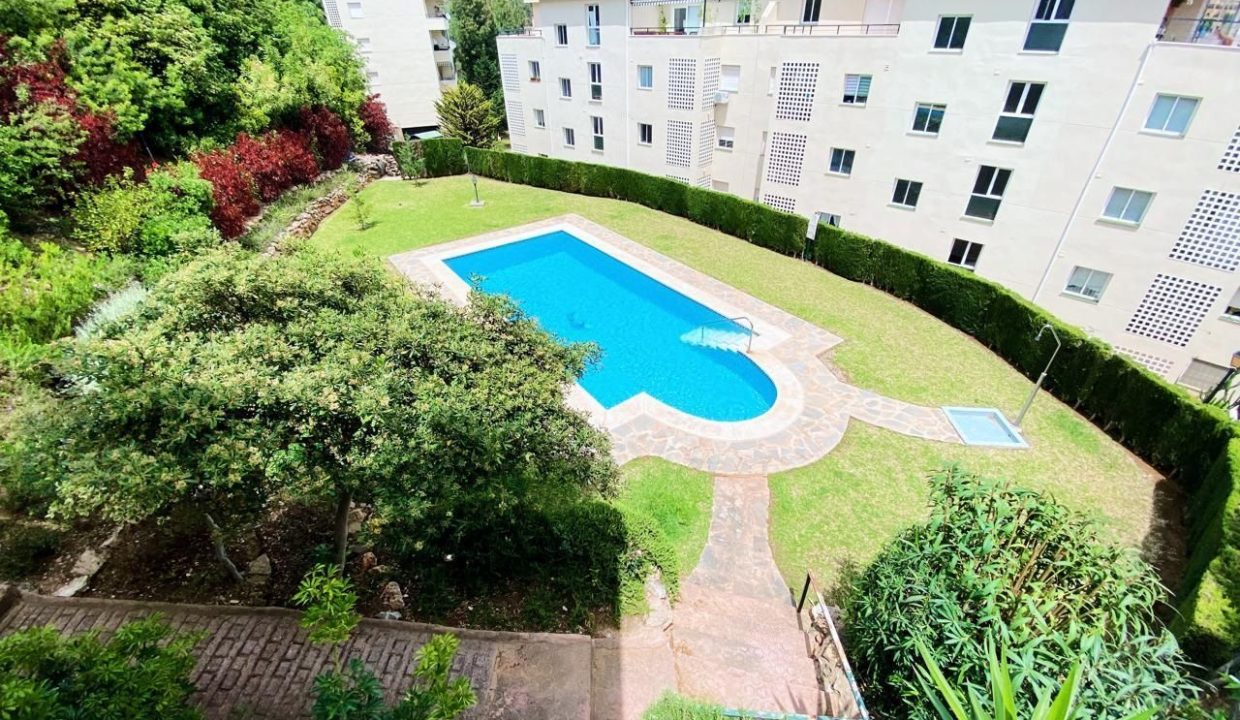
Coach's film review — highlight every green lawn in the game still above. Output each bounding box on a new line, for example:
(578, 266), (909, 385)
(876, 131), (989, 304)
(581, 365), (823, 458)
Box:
(311, 176), (1172, 589)
(614, 458), (714, 576)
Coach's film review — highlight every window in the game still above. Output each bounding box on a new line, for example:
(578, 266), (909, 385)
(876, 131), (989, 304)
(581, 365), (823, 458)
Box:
(559, 77), (572, 98)
(912, 103), (946, 134)
(829, 148), (855, 176)
(1101, 187), (1153, 224)
(529, 61), (541, 82)
(1226, 289), (1240, 319)
(588, 62), (602, 100)
(533, 108), (545, 128)
(638, 122), (653, 145)
(819, 212), (842, 227)
(358, 37), (373, 53)
(637, 65), (653, 89)
(802, 0), (821, 23)
(590, 116), (604, 150)
(717, 126), (735, 149)
(965, 166), (1011, 220)
(555, 24), (568, 45)
(934, 16), (971, 49)
(993, 82), (1045, 143)
(735, 2), (750, 23)
(768, 67), (778, 96)
(563, 127), (575, 147)
(347, 1), (363, 18)
(947, 239), (983, 270)
(721, 65), (741, 93)
(842, 74), (871, 105)
(1024, 0), (1073, 52)
(1064, 266), (1112, 301)
(892, 179), (923, 208)
(366, 70), (380, 87)
(586, 4), (600, 46)
(1145, 94), (1199, 136)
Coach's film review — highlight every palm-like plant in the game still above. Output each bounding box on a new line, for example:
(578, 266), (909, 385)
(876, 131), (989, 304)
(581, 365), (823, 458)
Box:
(434, 82), (501, 148)
(915, 640), (1157, 720)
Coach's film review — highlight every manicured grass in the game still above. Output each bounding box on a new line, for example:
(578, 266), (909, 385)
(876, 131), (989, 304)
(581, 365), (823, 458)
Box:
(614, 458), (713, 575)
(311, 177), (1170, 589)
(641, 693), (727, 720)
(240, 170), (358, 251)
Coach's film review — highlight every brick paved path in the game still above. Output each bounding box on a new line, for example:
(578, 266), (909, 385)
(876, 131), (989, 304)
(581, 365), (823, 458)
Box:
(0, 588), (592, 720)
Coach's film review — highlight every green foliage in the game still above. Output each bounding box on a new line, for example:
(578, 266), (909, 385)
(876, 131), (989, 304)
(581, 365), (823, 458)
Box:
(0, 616), (204, 720)
(71, 164), (220, 256)
(390, 141), (425, 180)
(0, 521), (62, 580)
(0, 96), (84, 225)
(846, 467), (1193, 720)
(914, 641), (1156, 720)
(447, 0), (500, 97)
(349, 179), (374, 231)
(420, 138), (467, 177)
(434, 83), (500, 148)
(810, 224), (1240, 664)
(294, 564), (361, 647)
(311, 635), (477, 720)
(640, 694), (731, 720)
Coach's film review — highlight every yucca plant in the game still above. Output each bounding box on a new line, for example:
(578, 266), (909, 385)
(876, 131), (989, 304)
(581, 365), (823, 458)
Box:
(915, 639), (1156, 720)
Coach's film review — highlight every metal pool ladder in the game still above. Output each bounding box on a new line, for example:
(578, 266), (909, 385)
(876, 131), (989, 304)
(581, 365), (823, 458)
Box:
(698, 315), (756, 353)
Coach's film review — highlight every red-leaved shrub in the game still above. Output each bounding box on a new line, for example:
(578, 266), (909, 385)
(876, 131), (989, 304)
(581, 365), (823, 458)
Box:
(194, 149), (258, 239)
(272, 129), (319, 186)
(75, 111), (145, 187)
(232, 133), (289, 203)
(359, 95), (395, 153)
(297, 107), (350, 171)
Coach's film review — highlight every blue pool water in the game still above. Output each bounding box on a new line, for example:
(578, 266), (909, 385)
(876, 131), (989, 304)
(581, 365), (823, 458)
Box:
(942, 407), (1028, 449)
(444, 231), (777, 421)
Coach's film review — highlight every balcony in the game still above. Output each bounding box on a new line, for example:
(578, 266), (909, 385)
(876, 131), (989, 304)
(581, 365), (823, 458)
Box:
(1158, 16), (1238, 46)
(628, 21), (898, 37)
(497, 27), (543, 38)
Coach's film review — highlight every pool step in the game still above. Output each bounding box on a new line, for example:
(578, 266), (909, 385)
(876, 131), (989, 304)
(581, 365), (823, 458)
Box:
(681, 327), (752, 352)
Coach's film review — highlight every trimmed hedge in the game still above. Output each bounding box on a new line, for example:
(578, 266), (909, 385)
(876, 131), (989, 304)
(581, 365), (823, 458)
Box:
(415, 138), (1240, 664)
(811, 223), (1240, 665)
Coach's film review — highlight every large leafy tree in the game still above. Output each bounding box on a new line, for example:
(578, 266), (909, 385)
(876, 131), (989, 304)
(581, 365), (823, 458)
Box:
(447, 0), (500, 98)
(434, 82), (499, 148)
(2, 245), (614, 576)
(846, 466), (1194, 720)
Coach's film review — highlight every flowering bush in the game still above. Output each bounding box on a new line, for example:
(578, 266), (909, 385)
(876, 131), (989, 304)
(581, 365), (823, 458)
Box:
(298, 106), (351, 171)
(358, 95), (394, 153)
(194, 149), (258, 239)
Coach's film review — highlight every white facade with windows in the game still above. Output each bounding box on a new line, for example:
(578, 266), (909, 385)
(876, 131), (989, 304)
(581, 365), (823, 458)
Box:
(321, 0), (455, 131)
(498, 0), (1240, 389)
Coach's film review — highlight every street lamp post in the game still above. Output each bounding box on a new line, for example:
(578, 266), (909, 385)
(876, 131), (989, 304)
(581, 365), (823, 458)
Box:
(1015, 323), (1062, 428)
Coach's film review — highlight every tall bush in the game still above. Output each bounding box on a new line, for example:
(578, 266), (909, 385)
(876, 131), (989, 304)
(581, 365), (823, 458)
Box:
(846, 467), (1194, 720)
(193, 148), (258, 239)
(358, 95), (394, 153)
(434, 83), (500, 148)
(298, 106), (351, 171)
(71, 164), (219, 255)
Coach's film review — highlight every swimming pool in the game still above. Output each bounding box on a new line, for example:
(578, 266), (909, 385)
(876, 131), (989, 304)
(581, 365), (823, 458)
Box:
(444, 230), (778, 422)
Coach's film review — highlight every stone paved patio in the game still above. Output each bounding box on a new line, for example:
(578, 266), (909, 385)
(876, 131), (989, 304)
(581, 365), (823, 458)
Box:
(389, 215), (961, 474)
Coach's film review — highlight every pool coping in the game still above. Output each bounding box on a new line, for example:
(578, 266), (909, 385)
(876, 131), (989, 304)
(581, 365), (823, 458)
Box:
(390, 214), (963, 474)
(941, 406), (1030, 449)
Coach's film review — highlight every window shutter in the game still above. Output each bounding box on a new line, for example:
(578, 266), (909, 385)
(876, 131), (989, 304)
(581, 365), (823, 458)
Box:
(856, 76), (871, 96)
(844, 75), (859, 95)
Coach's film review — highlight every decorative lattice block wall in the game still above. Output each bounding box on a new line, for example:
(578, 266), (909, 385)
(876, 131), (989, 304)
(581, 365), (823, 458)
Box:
(765, 132), (807, 186)
(1169, 189), (1240, 271)
(776, 63), (819, 122)
(666, 120), (693, 167)
(668, 59), (697, 111)
(1125, 273), (1222, 347)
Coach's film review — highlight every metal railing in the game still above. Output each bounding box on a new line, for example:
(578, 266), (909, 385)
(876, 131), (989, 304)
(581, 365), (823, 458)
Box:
(698, 315), (755, 352)
(630, 22), (899, 37)
(498, 27), (542, 37)
(1158, 17), (1238, 46)
(797, 572), (870, 720)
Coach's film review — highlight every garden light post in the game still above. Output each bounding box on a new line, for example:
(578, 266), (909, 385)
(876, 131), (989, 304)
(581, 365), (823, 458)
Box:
(1015, 323), (1061, 428)
(469, 171), (484, 208)
(1203, 351), (1240, 405)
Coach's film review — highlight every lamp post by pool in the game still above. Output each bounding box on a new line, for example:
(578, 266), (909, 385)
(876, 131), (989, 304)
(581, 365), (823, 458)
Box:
(1015, 322), (1061, 428)
(468, 171), (484, 208)
(1203, 351), (1240, 405)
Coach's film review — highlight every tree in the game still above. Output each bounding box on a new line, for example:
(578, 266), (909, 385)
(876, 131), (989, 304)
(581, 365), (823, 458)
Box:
(846, 466), (1194, 720)
(434, 83), (499, 148)
(447, 0), (500, 98)
(2, 246), (613, 578)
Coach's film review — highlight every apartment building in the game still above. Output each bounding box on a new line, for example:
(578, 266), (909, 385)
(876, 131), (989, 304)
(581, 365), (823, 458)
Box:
(497, 0), (1240, 391)
(322, 0), (457, 133)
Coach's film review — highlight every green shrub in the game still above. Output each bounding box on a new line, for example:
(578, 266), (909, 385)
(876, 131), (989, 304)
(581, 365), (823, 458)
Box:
(390, 140), (425, 180)
(71, 164), (220, 257)
(846, 466), (1194, 720)
(0, 521), (62, 579)
(641, 693), (727, 720)
(0, 616), (204, 720)
(421, 137), (467, 177)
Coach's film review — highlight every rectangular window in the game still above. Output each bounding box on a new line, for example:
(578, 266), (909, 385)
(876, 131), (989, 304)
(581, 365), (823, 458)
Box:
(638, 122), (653, 145)
(819, 212), (842, 227)
(1024, 0), (1073, 52)
(1064, 266), (1112, 301)
(802, 0), (821, 23)
(829, 148), (855, 176)
(559, 77), (572, 98)
(768, 67), (778, 96)
(529, 61), (541, 82)
(347, 1), (363, 18)
(563, 127), (575, 147)
(934, 16), (971, 49)
(586, 4), (601, 45)
(965, 166), (1011, 220)
(717, 126), (735, 149)
(637, 65), (653, 89)
(842, 74), (871, 105)
(892, 179), (923, 208)
(591, 116), (604, 150)
(358, 37), (373, 53)
(533, 108), (545, 128)
(555, 24), (568, 45)
(588, 62), (602, 100)
(912, 103), (946, 134)
(1103, 187), (1154, 224)
(947, 239), (983, 270)
(1226, 288), (1240, 319)
(993, 81), (1045, 143)
(366, 70), (380, 87)
(720, 65), (741, 93)
(1145, 94), (1199, 136)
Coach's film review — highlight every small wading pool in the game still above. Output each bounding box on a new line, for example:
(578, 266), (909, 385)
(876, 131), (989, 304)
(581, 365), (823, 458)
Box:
(942, 407), (1028, 449)
(444, 230), (777, 422)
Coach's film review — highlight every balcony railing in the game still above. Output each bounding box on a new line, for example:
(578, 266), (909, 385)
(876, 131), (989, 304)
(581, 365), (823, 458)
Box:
(630, 22), (899, 37)
(1158, 17), (1238, 46)
(498, 27), (542, 37)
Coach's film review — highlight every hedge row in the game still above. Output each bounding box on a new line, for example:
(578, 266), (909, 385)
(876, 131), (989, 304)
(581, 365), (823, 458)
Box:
(420, 139), (807, 256)
(416, 139), (1240, 664)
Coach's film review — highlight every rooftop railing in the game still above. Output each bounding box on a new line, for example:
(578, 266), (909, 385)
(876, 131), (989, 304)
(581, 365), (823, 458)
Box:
(497, 27), (542, 37)
(1157, 17), (1238, 47)
(629, 22), (899, 37)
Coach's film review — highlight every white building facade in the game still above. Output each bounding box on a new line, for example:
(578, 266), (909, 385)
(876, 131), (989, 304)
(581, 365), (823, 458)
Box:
(498, 0), (1240, 391)
(322, 0), (457, 132)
